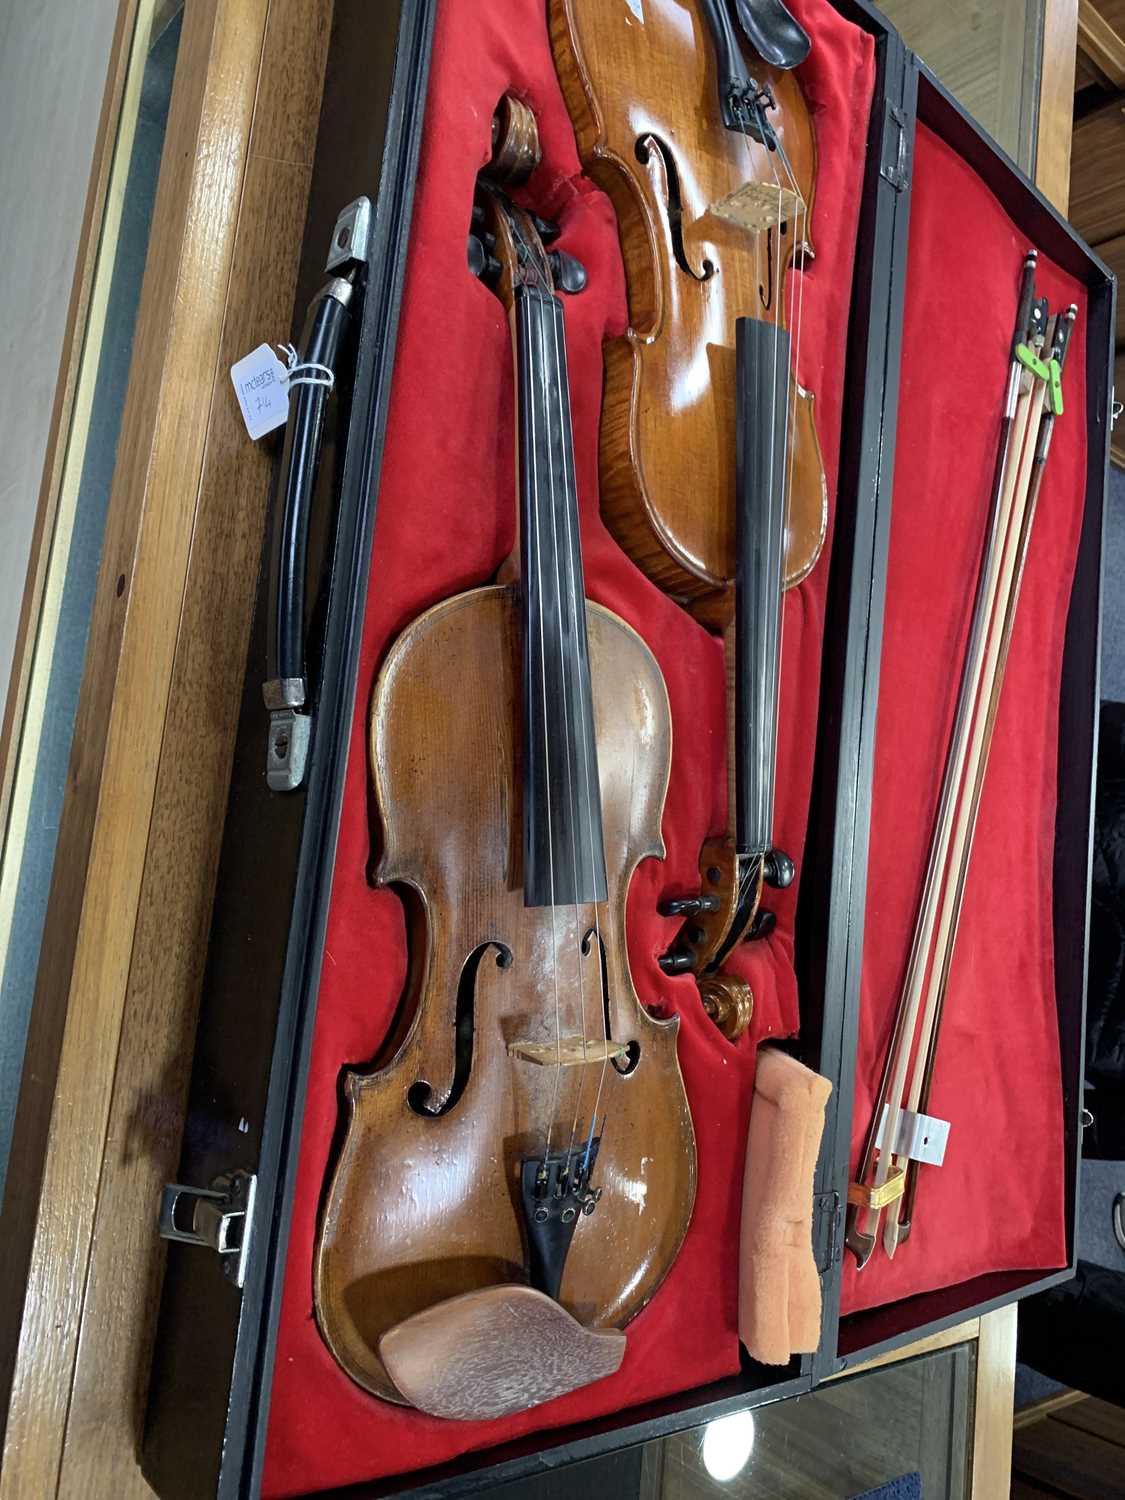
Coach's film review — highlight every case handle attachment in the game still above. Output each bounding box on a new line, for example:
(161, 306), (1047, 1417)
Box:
(263, 197), (372, 791)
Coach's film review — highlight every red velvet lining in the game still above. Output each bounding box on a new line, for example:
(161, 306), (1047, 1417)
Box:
(262, 1), (872, 1492)
(839, 124), (1087, 1319)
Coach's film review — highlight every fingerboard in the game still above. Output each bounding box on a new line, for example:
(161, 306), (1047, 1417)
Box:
(516, 285), (608, 909)
(734, 315), (790, 857)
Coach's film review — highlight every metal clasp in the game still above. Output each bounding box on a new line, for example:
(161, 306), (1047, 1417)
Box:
(326, 197), (372, 272)
(266, 706), (310, 792)
(813, 1189), (842, 1274)
(159, 1170), (257, 1289)
(880, 102), (910, 192)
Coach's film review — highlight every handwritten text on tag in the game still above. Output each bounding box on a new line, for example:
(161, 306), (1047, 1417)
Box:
(231, 343), (289, 440)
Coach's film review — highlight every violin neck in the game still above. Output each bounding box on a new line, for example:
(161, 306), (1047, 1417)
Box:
(515, 284), (608, 909)
(732, 316), (790, 858)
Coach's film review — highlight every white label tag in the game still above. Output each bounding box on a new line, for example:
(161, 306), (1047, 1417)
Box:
(231, 343), (289, 440)
(876, 1105), (950, 1166)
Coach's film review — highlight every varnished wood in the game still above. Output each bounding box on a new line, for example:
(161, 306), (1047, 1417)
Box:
(55, 10), (334, 1498)
(315, 589), (696, 1401)
(0, 2), (334, 1495)
(1069, 100), (1125, 241)
(550, 0), (823, 1034)
(1013, 1389), (1086, 1430)
(1013, 1401), (1125, 1497)
(1078, 0), (1125, 86)
(380, 1285), (626, 1420)
(550, 0), (826, 617)
(828, 1318), (980, 1381)
(970, 1303), (1016, 1500)
(1052, 1393), (1125, 1445)
(1038, 0), (1080, 212)
(698, 973), (754, 1038)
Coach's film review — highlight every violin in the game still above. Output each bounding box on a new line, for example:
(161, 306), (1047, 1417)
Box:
(314, 99), (696, 1412)
(551, 0), (825, 1037)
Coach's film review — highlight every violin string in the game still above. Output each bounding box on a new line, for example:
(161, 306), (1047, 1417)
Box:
(522, 283), (564, 1158)
(767, 149), (784, 866)
(731, 95), (806, 918)
(737, 114), (783, 886)
(536, 284), (592, 1175)
(775, 132), (809, 852)
(549, 283), (612, 1172)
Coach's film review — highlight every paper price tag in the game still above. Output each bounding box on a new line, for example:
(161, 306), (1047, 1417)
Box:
(231, 343), (289, 440)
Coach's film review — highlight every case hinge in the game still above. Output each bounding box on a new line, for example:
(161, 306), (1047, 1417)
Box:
(813, 1189), (842, 1274)
(880, 102), (910, 192)
(159, 1169), (257, 1289)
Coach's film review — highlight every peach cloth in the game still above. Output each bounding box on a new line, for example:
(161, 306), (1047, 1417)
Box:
(739, 1047), (833, 1365)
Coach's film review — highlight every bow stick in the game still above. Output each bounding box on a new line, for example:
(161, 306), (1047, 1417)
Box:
(888, 304), (1076, 1254)
(845, 255), (1048, 1268)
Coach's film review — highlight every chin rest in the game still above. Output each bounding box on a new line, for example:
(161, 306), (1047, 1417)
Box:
(379, 1285), (626, 1421)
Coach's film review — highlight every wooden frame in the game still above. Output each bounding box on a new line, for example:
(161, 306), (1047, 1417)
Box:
(831, 1305), (1019, 1498)
(1037, 0), (1080, 210)
(0, 2), (1078, 1495)
(0, 0), (144, 946)
(0, 2), (332, 1494)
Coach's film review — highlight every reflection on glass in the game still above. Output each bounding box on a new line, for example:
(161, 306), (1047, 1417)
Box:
(479, 1343), (974, 1499)
(701, 1410), (757, 1482)
(0, 3), (184, 1195)
(879, 0), (1045, 173)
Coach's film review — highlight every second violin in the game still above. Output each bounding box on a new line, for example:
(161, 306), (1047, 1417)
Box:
(552, 0), (827, 1036)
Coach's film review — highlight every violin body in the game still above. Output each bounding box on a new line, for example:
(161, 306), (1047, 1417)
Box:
(551, 0), (826, 621)
(314, 587), (696, 1402)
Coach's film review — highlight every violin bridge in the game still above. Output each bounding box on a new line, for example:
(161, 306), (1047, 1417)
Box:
(712, 181), (803, 235)
(508, 1037), (627, 1067)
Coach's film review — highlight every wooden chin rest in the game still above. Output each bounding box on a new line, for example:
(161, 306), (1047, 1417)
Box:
(378, 1285), (626, 1421)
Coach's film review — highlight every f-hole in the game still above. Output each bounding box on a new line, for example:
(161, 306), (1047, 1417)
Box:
(582, 927), (640, 1075)
(635, 135), (715, 285)
(407, 941), (512, 1116)
(759, 220), (792, 312)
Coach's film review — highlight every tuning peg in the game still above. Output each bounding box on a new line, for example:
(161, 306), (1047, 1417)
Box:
(467, 235), (501, 281)
(743, 907), (776, 942)
(531, 212), (561, 244)
(658, 894), (721, 918)
(548, 249), (587, 295)
(763, 848), (795, 889)
(659, 951), (695, 976)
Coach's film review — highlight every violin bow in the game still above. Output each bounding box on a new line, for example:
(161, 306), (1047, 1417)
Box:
(845, 255), (1053, 1267)
(887, 302), (1077, 1255)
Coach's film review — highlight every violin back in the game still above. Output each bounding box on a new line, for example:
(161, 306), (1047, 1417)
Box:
(551, 0), (827, 613)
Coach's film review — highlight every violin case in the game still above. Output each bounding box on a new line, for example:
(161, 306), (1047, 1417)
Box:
(142, 1), (1115, 1495)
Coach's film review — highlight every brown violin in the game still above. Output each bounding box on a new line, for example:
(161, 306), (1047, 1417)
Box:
(551, 0), (826, 1037)
(314, 101), (696, 1418)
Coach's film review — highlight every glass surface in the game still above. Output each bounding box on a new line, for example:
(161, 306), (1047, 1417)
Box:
(481, 1345), (976, 1499)
(878, 0), (1045, 174)
(0, 3), (184, 1196)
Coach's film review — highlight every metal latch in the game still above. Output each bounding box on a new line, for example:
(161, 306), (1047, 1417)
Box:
(159, 1170), (257, 1289)
(880, 101), (910, 192)
(326, 197), (372, 272)
(1112, 386), (1121, 429)
(813, 1189), (841, 1274)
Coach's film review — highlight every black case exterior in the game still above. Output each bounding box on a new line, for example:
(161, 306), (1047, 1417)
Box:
(142, 2), (1114, 1495)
